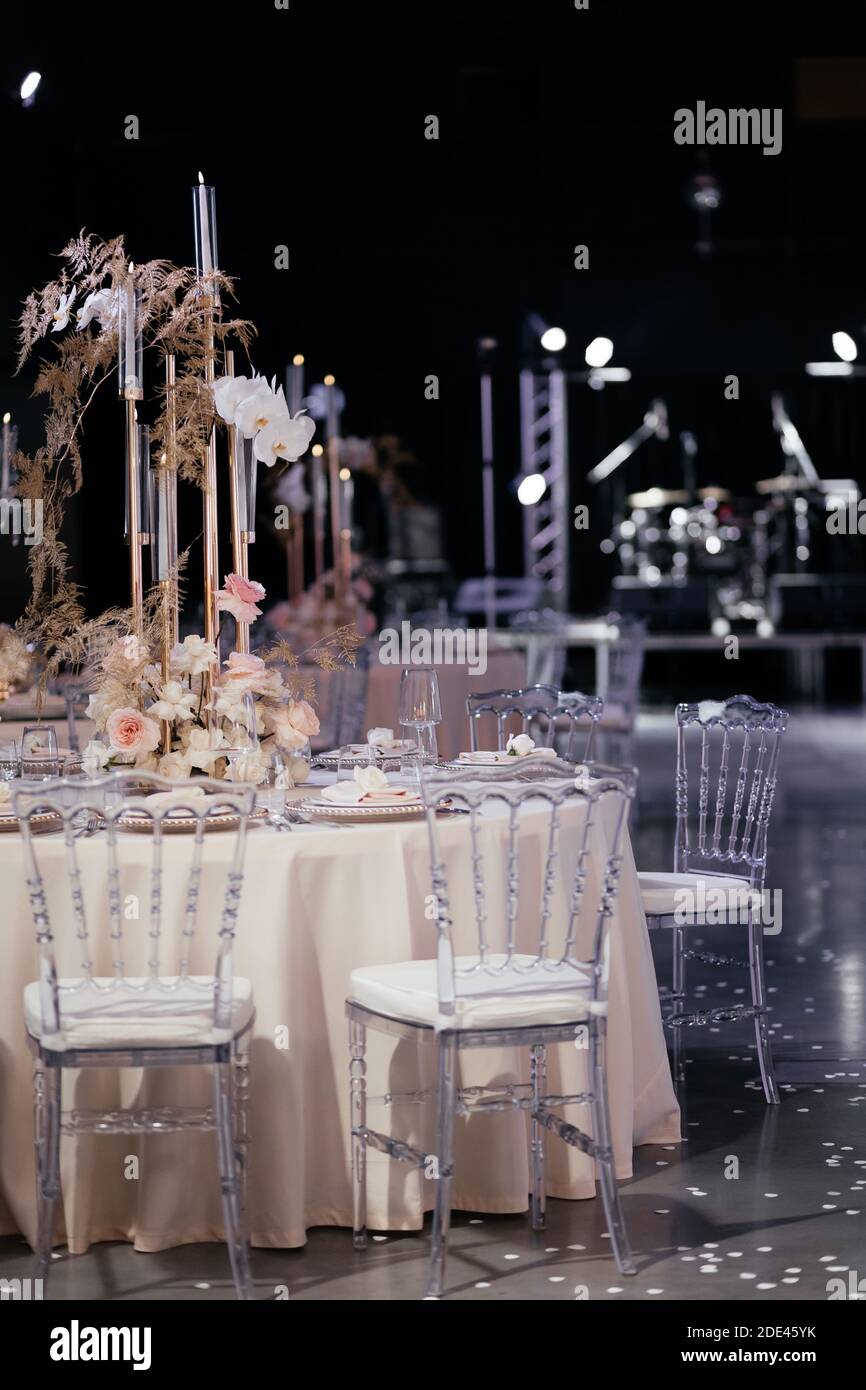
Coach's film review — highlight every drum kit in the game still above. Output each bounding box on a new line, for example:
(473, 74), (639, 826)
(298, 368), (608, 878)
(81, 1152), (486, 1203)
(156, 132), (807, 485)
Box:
(606, 448), (862, 630)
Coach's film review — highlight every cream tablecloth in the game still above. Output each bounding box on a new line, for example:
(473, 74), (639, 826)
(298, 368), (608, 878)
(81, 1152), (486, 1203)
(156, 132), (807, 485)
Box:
(0, 775), (680, 1254)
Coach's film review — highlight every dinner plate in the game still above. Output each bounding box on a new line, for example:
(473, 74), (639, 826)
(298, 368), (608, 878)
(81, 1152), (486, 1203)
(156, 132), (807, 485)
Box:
(0, 811), (61, 833)
(113, 806), (269, 834)
(297, 797), (427, 823)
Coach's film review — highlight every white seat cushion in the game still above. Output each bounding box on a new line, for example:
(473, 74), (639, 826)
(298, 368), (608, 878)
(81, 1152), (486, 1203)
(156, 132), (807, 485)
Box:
(638, 871), (754, 919)
(349, 954), (597, 1030)
(23, 975), (254, 1051)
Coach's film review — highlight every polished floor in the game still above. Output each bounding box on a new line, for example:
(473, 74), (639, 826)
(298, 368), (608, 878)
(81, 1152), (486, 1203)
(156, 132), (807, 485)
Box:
(2, 708), (864, 1301)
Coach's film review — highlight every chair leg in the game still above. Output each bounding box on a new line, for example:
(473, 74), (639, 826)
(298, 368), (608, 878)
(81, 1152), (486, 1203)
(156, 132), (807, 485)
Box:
(33, 1060), (61, 1280)
(589, 1018), (636, 1276)
(670, 923), (686, 1087)
(214, 1060), (254, 1300)
(529, 1043), (547, 1231)
(232, 1034), (251, 1225)
(426, 1034), (457, 1299)
(748, 909), (780, 1105)
(349, 1018), (368, 1249)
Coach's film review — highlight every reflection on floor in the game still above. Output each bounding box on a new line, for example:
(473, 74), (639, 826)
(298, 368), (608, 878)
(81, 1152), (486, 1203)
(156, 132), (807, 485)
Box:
(2, 709), (864, 1300)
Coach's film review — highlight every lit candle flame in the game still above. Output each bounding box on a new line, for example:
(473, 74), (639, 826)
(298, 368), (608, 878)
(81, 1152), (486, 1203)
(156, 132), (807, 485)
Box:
(324, 374), (335, 386)
(293, 354), (304, 366)
(198, 171), (205, 185)
(2, 413), (10, 425)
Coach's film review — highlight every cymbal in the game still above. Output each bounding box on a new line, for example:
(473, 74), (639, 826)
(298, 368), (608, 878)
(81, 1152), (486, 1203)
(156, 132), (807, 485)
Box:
(626, 487), (691, 508)
(698, 486), (731, 502)
(755, 474), (814, 495)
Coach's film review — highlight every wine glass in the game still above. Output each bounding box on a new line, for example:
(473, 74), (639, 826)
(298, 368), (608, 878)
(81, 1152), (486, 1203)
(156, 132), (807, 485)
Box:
(399, 668), (442, 765)
(222, 692), (259, 781)
(20, 725), (61, 780)
(0, 742), (19, 782)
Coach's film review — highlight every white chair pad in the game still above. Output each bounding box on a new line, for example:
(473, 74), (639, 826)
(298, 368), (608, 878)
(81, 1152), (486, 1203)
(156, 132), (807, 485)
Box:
(24, 975), (254, 1051)
(638, 871), (754, 918)
(349, 954), (596, 1030)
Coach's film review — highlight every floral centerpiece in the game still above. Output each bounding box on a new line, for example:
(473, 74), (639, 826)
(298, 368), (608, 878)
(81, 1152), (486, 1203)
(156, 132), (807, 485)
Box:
(0, 624), (33, 704)
(81, 584), (360, 783)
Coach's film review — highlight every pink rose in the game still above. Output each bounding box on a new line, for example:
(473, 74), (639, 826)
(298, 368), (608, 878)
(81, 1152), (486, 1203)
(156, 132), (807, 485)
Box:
(267, 704), (309, 752)
(217, 573), (266, 625)
(287, 699), (320, 738)
(106, 707), (161, 757)
(220, 650), (270, 693)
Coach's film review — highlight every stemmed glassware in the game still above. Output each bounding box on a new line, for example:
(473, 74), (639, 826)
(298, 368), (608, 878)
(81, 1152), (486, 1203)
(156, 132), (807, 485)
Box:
(222, 692), (260, 782)
(399, 668), (442, 766)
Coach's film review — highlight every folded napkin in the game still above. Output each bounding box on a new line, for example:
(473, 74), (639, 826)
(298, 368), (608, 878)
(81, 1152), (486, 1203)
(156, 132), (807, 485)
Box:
(319, 781), (420, 806)
(142, 787), (209, 814)
(458, 746), (558, 765)
(0, 784), (12, 809)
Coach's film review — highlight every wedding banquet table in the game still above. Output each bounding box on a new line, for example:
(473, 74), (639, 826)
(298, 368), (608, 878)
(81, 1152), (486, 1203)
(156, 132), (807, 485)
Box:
(0, 770), (680, 1255)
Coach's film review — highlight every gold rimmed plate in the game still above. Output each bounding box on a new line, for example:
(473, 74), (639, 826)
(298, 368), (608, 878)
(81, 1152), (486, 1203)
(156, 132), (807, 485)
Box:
(113, 806), (269, 834)
(0, 811), (61, 833)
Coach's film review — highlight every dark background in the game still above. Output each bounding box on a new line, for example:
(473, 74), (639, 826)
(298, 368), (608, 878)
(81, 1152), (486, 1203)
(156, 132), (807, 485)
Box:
(2, 0), (866, 628)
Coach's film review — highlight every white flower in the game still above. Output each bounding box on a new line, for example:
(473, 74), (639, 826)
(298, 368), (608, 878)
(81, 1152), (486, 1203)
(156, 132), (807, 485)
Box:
(77, 288), (117, 332)
(354, 764), (389, 795)
(158, 750), (192, 779)
(51, 288), (77, 333)
(86, 683), (129, 731)
(0, 783), (11, 807)
(81, 739), (111, 774)
(697, 699), (727, 724)
(170, 634), (218, 678)
(506, 733), (535, 757)
(148, 679), (198, 723)
(367, 727), (395, 748)
(254, 412), (316, 467)
(224, 749), (268, 785)
(212, 374), (263, 424)
(288, 756), (310, 785)
(134, 750), (159, 772)
(183, 724), (227, 772)
(235, 384), (283, 439)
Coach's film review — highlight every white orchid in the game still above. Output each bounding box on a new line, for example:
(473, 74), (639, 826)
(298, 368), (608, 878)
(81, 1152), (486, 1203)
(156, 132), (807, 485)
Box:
(212, 374), (264, 424)
(235, 383), (284, 439)
(170, 634), (218, 678)
(51, 287), (77, 333)
(77, 287), (117, 332)
(148, 680), (198, 723)
(254, 411), (316, 467)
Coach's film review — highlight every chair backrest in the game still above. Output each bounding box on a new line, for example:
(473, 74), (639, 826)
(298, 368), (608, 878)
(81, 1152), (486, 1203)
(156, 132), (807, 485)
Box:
(605, 616), (646, 720)
(417, 759), (635, 1020)
(466, 684), (603, 760)
(454, 576), (545, 617)
(13, 770), (256, 1045)
(673, 694), (787, 887)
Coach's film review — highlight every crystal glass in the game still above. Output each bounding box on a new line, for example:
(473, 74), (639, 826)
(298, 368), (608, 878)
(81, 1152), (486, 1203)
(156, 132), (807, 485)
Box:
(399, 668), (441, 764)
(20, 725), (61, 780)
(0, 742), (19, 781)
(259, 748), (292, 814)
(222, 692), (259, 780)
(117, 278), (143, 400)
(192, 178), (219, 285)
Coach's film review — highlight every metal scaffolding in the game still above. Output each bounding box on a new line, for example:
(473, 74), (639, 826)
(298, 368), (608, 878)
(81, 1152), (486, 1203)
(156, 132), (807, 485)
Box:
(518, 367), (570, 608)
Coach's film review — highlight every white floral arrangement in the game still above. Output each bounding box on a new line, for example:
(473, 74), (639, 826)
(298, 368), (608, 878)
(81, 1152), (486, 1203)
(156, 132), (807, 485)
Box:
(212, 374), (315, 468)
(82, 590), (320, 785)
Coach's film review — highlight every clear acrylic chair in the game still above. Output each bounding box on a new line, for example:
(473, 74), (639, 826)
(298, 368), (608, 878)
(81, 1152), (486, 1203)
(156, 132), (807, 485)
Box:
(466, 684), (603, 761)
(345, 758), (637, 1298)
(595, 617), (646, 768)
(637, 695), (787, 1103)
(13, 769), (259, 1299)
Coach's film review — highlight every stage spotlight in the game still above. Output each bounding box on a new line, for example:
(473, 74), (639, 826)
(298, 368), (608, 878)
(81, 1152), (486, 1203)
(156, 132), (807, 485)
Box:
(832, 331), (857, 363)
(585, 336), (614, 367)
(805, 362), (854, 376)
(539, 326), (567, 352)
(20, 71), (41, 106)
(517, 472), (546, 506)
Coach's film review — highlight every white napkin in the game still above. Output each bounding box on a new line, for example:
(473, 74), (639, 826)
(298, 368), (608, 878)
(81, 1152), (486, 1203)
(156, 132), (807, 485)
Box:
(0, 784), (12, 809)
(319, 782), (421, 806)
(142, 787), (209, 814)
(458, 746), (557, 765)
